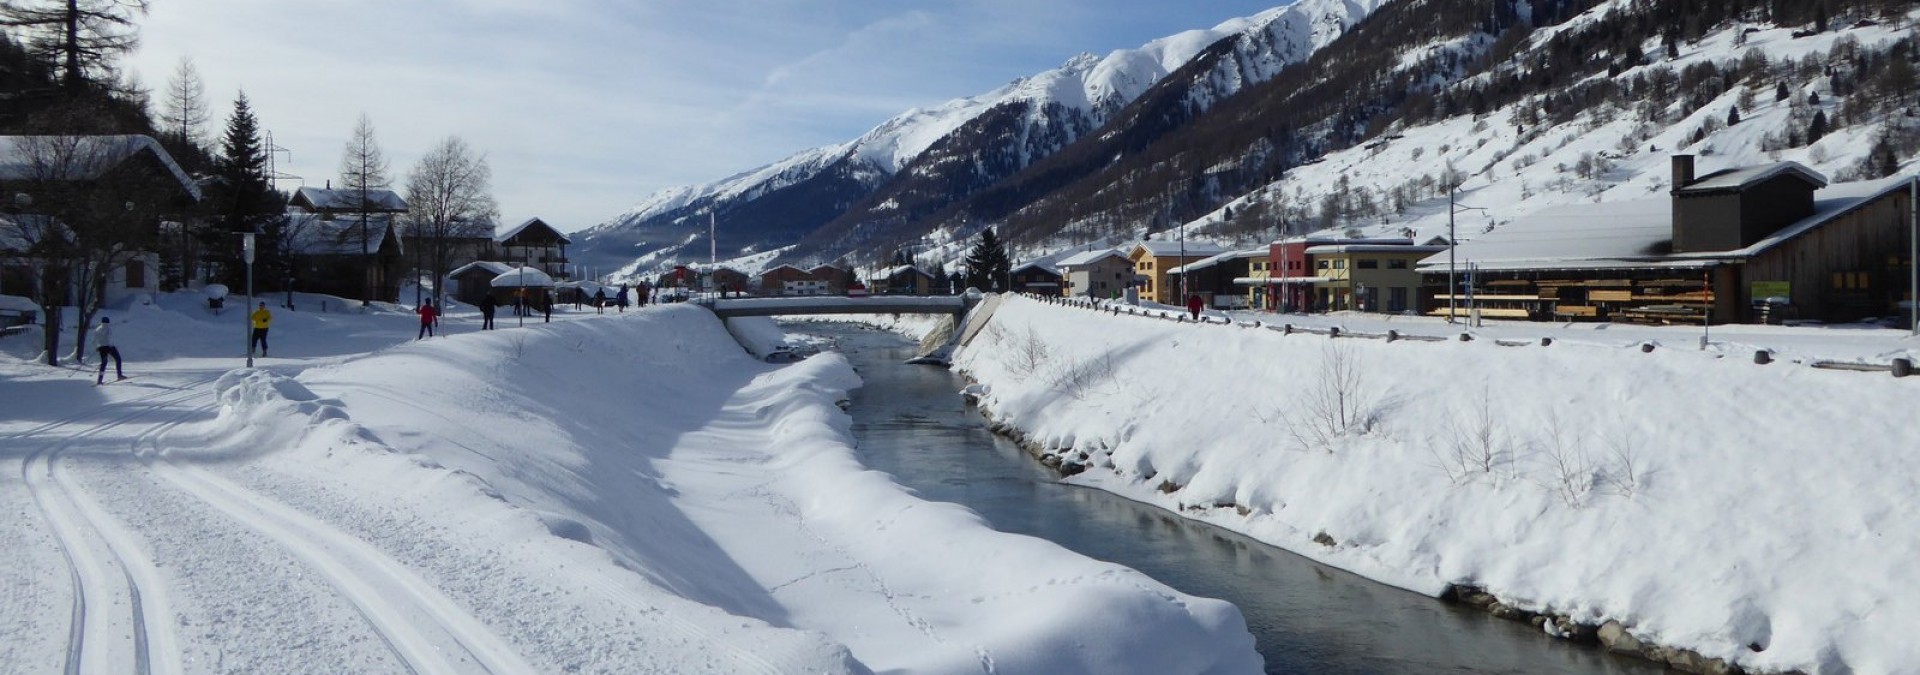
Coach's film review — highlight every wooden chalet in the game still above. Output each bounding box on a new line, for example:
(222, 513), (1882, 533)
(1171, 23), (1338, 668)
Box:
(497, 217), (572, 281)
(287, 185), (411, 302)
(1416, 156), (1915, 324)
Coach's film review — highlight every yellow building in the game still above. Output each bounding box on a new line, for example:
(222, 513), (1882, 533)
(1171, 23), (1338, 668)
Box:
(1127, 241), (1225, 305)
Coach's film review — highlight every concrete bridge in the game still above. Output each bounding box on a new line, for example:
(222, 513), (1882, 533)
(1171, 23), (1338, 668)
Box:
(696, 294), (980, 319)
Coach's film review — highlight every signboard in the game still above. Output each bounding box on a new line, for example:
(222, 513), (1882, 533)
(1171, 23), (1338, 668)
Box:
(1750, 281), (1790, 299)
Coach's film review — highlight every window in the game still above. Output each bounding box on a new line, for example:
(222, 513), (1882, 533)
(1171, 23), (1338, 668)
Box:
(1332, 259), (1347, 270)
(125, 260), (146, 289)
(1317, 260), (1331, 270)
(1388, 259), (1409, 269)
(1357, 259), (1379, 269)
(1389, 287), (1408, 312)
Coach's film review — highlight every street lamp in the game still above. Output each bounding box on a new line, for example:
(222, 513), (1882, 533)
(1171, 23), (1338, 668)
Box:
(1447, 187), (1486, 323)
(243, 231), (255, 367)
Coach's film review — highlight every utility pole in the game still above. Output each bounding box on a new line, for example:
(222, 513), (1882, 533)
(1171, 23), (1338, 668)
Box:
(1911, 175), (1918, 336)
(1447, 187), (1486, 323)
(243, 232), (255, 367)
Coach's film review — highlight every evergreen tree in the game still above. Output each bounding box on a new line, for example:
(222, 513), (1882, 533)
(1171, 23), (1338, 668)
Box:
(1727, 106), (1741, 126)
(963, 227), (1011, 292)
(1808, 109), (1829, 144)
(205, 92), (287, 289)
(1775, 82), (1790, 102)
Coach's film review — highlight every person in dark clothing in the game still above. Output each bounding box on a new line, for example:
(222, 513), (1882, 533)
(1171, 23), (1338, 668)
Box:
(594, 288), (607, 314)
(94, 316), (123, 384)
(417, 299), (439, 339)
(478, 294), (497, 330)
(616, 285), (629, 312)
(542, 296), (552, 323)
(1187, 294), (1204, 321)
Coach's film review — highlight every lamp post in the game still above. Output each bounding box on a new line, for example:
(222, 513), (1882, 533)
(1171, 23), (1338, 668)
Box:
(243, 232), (255, 367)
(1447, 187), (1486, 323)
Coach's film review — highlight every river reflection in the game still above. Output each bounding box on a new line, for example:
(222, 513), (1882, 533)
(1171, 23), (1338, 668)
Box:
(806, 323), (1665, 675)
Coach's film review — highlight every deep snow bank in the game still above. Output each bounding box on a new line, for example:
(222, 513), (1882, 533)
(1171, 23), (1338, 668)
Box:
(954, 296), (1920, 675)
(213, 303), (1257, 673)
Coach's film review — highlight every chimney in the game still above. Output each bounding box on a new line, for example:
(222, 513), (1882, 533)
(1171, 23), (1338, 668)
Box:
(325, 179), (331, 190)
(1671, 155), (1695, 191)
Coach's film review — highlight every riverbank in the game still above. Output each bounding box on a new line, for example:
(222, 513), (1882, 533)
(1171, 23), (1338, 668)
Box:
(0, 294), (1261, 673)
(950, 295), (1920, 675)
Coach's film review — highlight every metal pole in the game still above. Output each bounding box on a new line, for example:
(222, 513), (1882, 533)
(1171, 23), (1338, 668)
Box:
(243, 232), (255, 367)
(1702, 267), (1712, 349)
(1448, 189), (1457, 323)
(1911, 175), (1918, 336)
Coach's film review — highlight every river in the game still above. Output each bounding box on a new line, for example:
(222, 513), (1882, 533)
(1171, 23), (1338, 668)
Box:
(803, 323), (1665, 675)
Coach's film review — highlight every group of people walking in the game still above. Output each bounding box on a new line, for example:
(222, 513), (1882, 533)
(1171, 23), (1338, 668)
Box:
(87, 289), (646, 383)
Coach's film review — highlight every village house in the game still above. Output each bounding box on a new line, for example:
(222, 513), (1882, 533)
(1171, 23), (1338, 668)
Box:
(496, 217), (572, 281)
(447, 260), (515, 306)
(808, 264), (854, 295)
(1127, 240), (1226, 305)
(1009, 261), (1063, 296)
(286, 185), (412, 302)
(759, 264), (823, 295)
(1304, 240), (1445, 314)
(874, 264), (937, 295)
(1417, 156), (1916, 324)
(1167, 249), (1264, 309)
(0, 135), (202, 309)
(1057, 248), (1133, 300)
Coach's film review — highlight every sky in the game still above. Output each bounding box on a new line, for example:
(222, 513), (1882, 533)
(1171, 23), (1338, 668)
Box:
(124, 1), (1290, 234)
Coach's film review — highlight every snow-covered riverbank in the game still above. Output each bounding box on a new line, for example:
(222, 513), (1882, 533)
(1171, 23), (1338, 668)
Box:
(0, 293), (1259, 674)
(953, 295), (1920, 675)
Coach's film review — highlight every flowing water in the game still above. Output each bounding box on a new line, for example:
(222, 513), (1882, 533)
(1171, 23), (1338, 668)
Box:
(805, 323), (1667, 675)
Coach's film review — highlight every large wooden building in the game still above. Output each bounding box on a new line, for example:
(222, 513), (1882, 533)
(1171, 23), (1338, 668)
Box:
(1417, 156), (1915, 324)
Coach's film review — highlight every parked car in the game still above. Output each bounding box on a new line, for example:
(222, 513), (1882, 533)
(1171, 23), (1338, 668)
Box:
(846, 282), (868, 297)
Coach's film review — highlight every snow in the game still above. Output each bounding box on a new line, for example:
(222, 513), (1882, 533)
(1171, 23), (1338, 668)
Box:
(953, 295), (1920, 675)
(0, 290), (1257, 674)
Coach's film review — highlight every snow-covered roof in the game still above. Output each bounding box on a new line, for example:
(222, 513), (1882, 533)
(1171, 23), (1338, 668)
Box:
(497, 217), (572, 245)
(491, 266), (556, 287)
(0, 135), (201, 201)
(291, 186), (408, 213)
(1168, 248), (1265, 274)
(1011, 261), (1059, 276)
(1416, 176), (1913, 273)
(1234, 276), (1336, 285)
(1678, 162), (1827, 194)
(1304, 244), (1448, 255)
(874, 264), (934, 279)
(449, 261), (515, 278)
(0, 293), (39, 313)
(1130, 241), (1227, 258)
(283, 213), (400, 256)
(1056, 249), (1128, 267)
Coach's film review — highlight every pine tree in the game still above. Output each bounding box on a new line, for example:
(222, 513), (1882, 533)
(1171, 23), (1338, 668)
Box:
(1775, 81), (1789, 102)
(1808, 109), (1829, 144)
(215, 92), (272, 232)
(1727, 106), (1741, 126)
(963, 227), (1011, 292)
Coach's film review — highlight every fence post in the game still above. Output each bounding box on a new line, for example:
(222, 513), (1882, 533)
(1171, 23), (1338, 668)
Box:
(1894, 358), (1913, 378)
(1753, 350), (1771, 365)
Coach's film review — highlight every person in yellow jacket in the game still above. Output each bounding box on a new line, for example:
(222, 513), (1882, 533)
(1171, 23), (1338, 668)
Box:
(250, 301), (272, 357)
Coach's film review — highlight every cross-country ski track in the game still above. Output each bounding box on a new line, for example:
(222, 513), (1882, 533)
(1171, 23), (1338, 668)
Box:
(9, 375), (534, 675)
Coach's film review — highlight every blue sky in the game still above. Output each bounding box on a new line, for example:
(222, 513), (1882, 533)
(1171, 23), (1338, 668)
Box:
(127, 1), (1289, 232)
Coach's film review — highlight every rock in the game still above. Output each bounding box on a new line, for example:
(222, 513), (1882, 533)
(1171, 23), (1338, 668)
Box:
(1598, 621), (1644, 656)
(1156, 479), (1182, 493)
(1312, 531), (1337, 547)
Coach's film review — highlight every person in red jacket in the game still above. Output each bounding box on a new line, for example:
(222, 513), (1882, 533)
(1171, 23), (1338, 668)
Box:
(1187, 294), (1204, 321)
(417, 298), (439, 339)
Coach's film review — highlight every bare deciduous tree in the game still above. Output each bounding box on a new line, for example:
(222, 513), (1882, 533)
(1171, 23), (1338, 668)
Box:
(1, 134), (179, 365)
(0, 0), (148, 89)
(404, 135), (497, 307)
(337, 113), (389, 302)
(161, 57), (207, 146)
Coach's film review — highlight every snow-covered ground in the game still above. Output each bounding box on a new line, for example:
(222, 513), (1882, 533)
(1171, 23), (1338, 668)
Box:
(0, 292), (1258, 674)
(954, 295), (1920, 675)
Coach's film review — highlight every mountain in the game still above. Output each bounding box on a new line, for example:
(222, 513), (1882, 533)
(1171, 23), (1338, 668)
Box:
(580, 0), (1919, 283)
(570, 0), (1385, 279)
